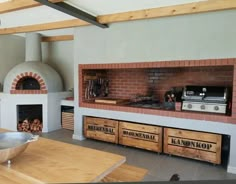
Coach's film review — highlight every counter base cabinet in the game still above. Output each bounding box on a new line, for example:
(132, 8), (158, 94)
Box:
(84, 116), (119, 144)
(119, 122), (162, 153)
(164, 128), (222, 164)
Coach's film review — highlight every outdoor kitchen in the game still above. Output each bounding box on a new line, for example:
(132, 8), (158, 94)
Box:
(78, 59), (235, 168)
(1, 0), (236, 183)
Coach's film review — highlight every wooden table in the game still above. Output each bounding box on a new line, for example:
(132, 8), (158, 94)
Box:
(0, 129), (126, 183)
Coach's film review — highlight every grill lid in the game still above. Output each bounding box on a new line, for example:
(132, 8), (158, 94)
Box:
(182, 86), (228, 102)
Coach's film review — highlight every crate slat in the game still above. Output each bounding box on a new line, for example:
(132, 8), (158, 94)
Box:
(62, 116), (73, 118)
(62, 112), (73, 117)
(62, 124), (74, 126)
(62, 118), (74, 121)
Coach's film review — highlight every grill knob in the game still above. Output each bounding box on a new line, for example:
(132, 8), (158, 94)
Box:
(214, 106), (219, 111)
(200, 105), (205, 110)
(187, 104), (192, 109)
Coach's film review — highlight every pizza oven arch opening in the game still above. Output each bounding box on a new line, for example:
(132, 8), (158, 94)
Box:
(16, 77), (40, 90)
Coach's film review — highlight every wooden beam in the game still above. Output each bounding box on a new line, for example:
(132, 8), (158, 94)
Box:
(0, 0), (64, 14)
(0, 0), (236, 34)
(97, 0), (236, 24)
(0, 19), (89, 35)
(41, 35), (74, 42)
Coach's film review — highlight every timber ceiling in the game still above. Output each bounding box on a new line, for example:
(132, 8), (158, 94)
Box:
(0, 0), (235, 36)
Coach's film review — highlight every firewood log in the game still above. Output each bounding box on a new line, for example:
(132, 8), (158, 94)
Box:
(21, 119), (30, 132)
(30, 119), (42, 132)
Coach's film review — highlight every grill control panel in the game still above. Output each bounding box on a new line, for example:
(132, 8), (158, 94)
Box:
(182, 101), (226, 114)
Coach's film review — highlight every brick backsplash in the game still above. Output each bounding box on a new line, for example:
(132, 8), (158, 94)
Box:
(107, 69), (149, 99)
(79, 58), (236, 124)
(104, 66), (233, 102)
(148, 66), (233, 102)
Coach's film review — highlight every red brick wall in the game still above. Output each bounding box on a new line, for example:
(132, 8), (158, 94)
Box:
(148, 66), (233, 102)
(107, 69), (149, 99)
(82, 69), (107, 101)
(79, 58), (236, 124)
(81, 66), (233, 102)
(102, 66), (233, 102)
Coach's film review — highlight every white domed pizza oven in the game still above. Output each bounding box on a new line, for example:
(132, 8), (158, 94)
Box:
(0, 33), (72, 133)
(3, 33), (63, 94)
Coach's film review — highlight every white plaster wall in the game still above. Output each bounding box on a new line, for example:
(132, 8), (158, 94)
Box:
(0, 98), (1, 128)
(0, 35), (24, 127)
(0, 35), (25, 90)
(73, 10), (236, 173)
(0, 93), (48, 132)
(42, 41), (74, 92)
(47, 92), (73, 131)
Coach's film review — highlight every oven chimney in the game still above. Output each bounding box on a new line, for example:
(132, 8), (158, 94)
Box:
(25, 33), (42, 62)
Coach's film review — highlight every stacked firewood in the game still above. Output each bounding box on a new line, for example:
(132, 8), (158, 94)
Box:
(18, 119), (30, 132)
(30, 119), (43, 133)
(18, 119), (43, 133)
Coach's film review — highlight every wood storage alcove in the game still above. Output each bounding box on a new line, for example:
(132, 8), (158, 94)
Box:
(17, 104), (43, 133)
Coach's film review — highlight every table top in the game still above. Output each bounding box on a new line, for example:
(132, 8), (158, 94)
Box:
(0, 129), (126, 183)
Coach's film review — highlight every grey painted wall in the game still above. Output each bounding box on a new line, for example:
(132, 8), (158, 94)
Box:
(75, 10), (236, 64)
(0, 35), (25, 91)
(42, 41), (74, 92)
(73, 10), (236, 173)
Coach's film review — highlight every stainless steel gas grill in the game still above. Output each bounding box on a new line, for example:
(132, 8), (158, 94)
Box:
(181, 86), (229, 114)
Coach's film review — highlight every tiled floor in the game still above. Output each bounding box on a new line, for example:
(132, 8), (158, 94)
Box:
(42, 129), (236, 182)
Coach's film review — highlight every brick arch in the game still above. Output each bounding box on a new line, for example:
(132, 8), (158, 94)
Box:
(10, 72), (48, 94)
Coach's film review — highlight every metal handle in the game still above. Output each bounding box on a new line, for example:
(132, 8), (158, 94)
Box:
(27, 135), (39, 142)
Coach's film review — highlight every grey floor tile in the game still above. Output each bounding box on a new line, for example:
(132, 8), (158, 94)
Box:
(193, 163), (230, 181)
(143, 173), (167, 182)
(224, 173), (236, 180)
(41, 129), (236, 182)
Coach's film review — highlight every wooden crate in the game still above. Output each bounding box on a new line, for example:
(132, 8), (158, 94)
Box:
(84, 116), (119, 144)
(119, 122), (162, 152)
(164, 128), (222, 164)
(62, 112), (74, 130)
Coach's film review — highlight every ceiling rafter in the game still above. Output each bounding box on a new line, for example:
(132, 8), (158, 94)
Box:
(0, 0), (64, 14)
(41, 35), (74, 42)
(0, 0), (236, 34)
(0, 19), (89, 35)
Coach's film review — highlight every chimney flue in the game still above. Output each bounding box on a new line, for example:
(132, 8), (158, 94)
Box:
(25, 33), (42, 62)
